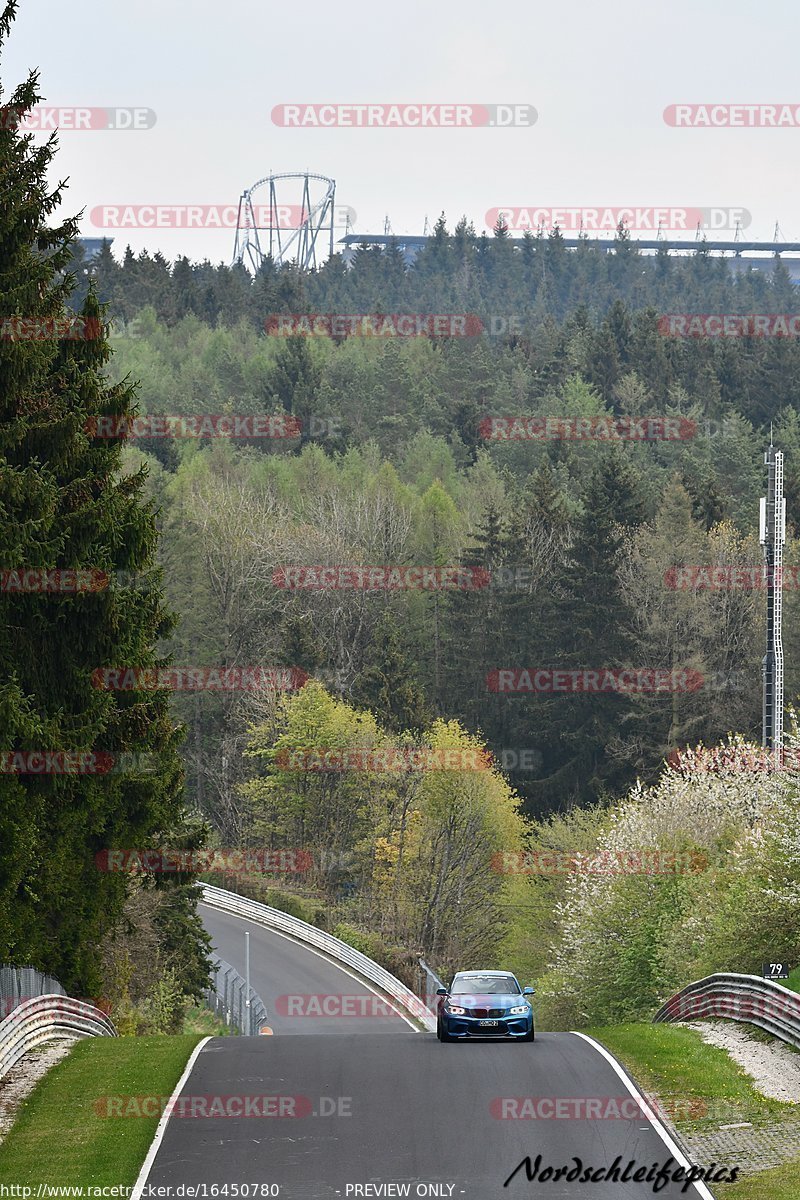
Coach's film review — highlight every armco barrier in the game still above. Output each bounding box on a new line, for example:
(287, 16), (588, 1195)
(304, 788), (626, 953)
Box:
(199, 883), (436, 1031)
(0, 994), (117, 1079)
(654, 972), (800, 1050)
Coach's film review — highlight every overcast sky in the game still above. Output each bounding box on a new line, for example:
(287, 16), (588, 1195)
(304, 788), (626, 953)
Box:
(4, 0), (800, 264)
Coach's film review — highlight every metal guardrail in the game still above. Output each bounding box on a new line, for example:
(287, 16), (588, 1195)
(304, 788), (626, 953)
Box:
(204, 953), (269, 1035)
(0, 995), (117, 1080)
(200, 883), (436, 1031)
(654, 972), (800, 1050)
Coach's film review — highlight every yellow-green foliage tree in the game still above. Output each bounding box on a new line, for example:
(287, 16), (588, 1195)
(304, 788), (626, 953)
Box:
(240, 685), (534, 975)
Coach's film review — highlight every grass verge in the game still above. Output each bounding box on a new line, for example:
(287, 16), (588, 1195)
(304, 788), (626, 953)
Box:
(719, 1159), (800, 1198)
(0, 1035), (203, 1186)
(182, 1004), (233, 1037)
(587, 1023), (795, 1131)
(587, 1023), (800, 1195)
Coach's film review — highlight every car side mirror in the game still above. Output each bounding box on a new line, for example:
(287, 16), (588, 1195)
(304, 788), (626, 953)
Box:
(436, 987), (448, 996)
(523, 987), (535, 996)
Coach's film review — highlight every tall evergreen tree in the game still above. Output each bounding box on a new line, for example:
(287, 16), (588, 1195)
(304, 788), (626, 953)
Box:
(528, 450), (645, 809)
(351, 610), (429, 733)
(270, 335), (321, 443)
(0, 2), (189, 992)
(441, 503), (509, 733)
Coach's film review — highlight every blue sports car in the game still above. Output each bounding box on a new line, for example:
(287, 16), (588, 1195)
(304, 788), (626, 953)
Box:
(436, 970), (535, 1042)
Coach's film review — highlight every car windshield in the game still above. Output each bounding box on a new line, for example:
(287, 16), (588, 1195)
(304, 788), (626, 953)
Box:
(450, 975), (519, 995)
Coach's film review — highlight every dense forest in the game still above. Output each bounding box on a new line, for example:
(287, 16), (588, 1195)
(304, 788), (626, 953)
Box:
(65, 227), (800, 996)
(6, 28), (800, 1000)
(3, 0), (800, 1061)
(66, 230), (800, 824)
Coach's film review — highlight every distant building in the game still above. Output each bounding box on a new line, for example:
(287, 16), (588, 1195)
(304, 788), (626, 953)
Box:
(78, 237), (113, 261)
(338, 233), (800, 278)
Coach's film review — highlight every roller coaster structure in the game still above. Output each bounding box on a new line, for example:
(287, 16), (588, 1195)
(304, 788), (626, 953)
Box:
(232, 173), (336, 271)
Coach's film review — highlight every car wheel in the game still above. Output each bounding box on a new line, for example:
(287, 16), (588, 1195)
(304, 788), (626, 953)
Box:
(522, 1025), (535, 1042)
(437, 1018), (451, 1042)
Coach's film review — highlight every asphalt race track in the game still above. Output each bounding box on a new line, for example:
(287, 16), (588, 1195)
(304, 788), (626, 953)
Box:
(200, 902), (411, 1035)
(135, 903), (717, 1199)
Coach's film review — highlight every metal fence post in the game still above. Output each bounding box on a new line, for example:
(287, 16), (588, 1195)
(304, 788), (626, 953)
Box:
(202, 953), (268, 1036)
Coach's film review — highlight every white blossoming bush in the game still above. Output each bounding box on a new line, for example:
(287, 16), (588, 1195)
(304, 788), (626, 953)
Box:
(535, 732), (800, 1028)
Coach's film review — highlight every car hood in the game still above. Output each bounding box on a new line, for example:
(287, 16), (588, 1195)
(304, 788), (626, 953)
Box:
(448, 993), (528, 1007)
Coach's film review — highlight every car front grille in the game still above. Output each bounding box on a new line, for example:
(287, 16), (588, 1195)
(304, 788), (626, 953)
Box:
(465, 1007), (506, 1019)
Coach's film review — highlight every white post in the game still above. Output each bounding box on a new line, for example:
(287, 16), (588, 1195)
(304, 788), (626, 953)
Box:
(245, 931), (251, 1035)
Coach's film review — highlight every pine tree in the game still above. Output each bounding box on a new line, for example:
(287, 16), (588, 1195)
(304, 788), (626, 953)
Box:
(270, 336), (321, 443)
(441, 503), (508, 732)
(528, 450), (645, 809)
(585, 322), (621, 403)
(350, 610), (429, 733)
(0, 3), (189, 992)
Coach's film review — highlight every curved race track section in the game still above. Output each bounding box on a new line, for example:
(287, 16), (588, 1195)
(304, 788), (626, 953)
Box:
(132, 903), (717, 1198)
(200, 901), (412, 1035)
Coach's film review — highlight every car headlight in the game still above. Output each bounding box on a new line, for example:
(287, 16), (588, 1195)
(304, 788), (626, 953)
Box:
(447, 1004), (466, 1015)
(509, 1005), (530, 1015)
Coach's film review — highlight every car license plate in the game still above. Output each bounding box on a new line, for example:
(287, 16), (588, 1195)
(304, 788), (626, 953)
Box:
(478, 1019), (498, 1026)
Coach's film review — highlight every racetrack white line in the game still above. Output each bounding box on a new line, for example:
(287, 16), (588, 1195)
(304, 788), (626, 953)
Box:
(572, 1032), (716, 1199)
(199, 902), (422, 1032)
(130, 1036), (211, 1200)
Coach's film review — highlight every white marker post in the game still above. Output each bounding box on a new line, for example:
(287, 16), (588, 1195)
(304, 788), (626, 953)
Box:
(245, 930), (251, 1035)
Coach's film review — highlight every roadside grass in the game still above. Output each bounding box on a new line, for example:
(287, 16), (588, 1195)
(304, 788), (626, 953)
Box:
(588, 1024), (800, 1197)
(0, 1035), (203, 1186)
(786, 967), (800, 994)
(183, 1004), (234, 1036)
(719, 1159), (800, 1198)
(586, 1023), (797, 1133)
